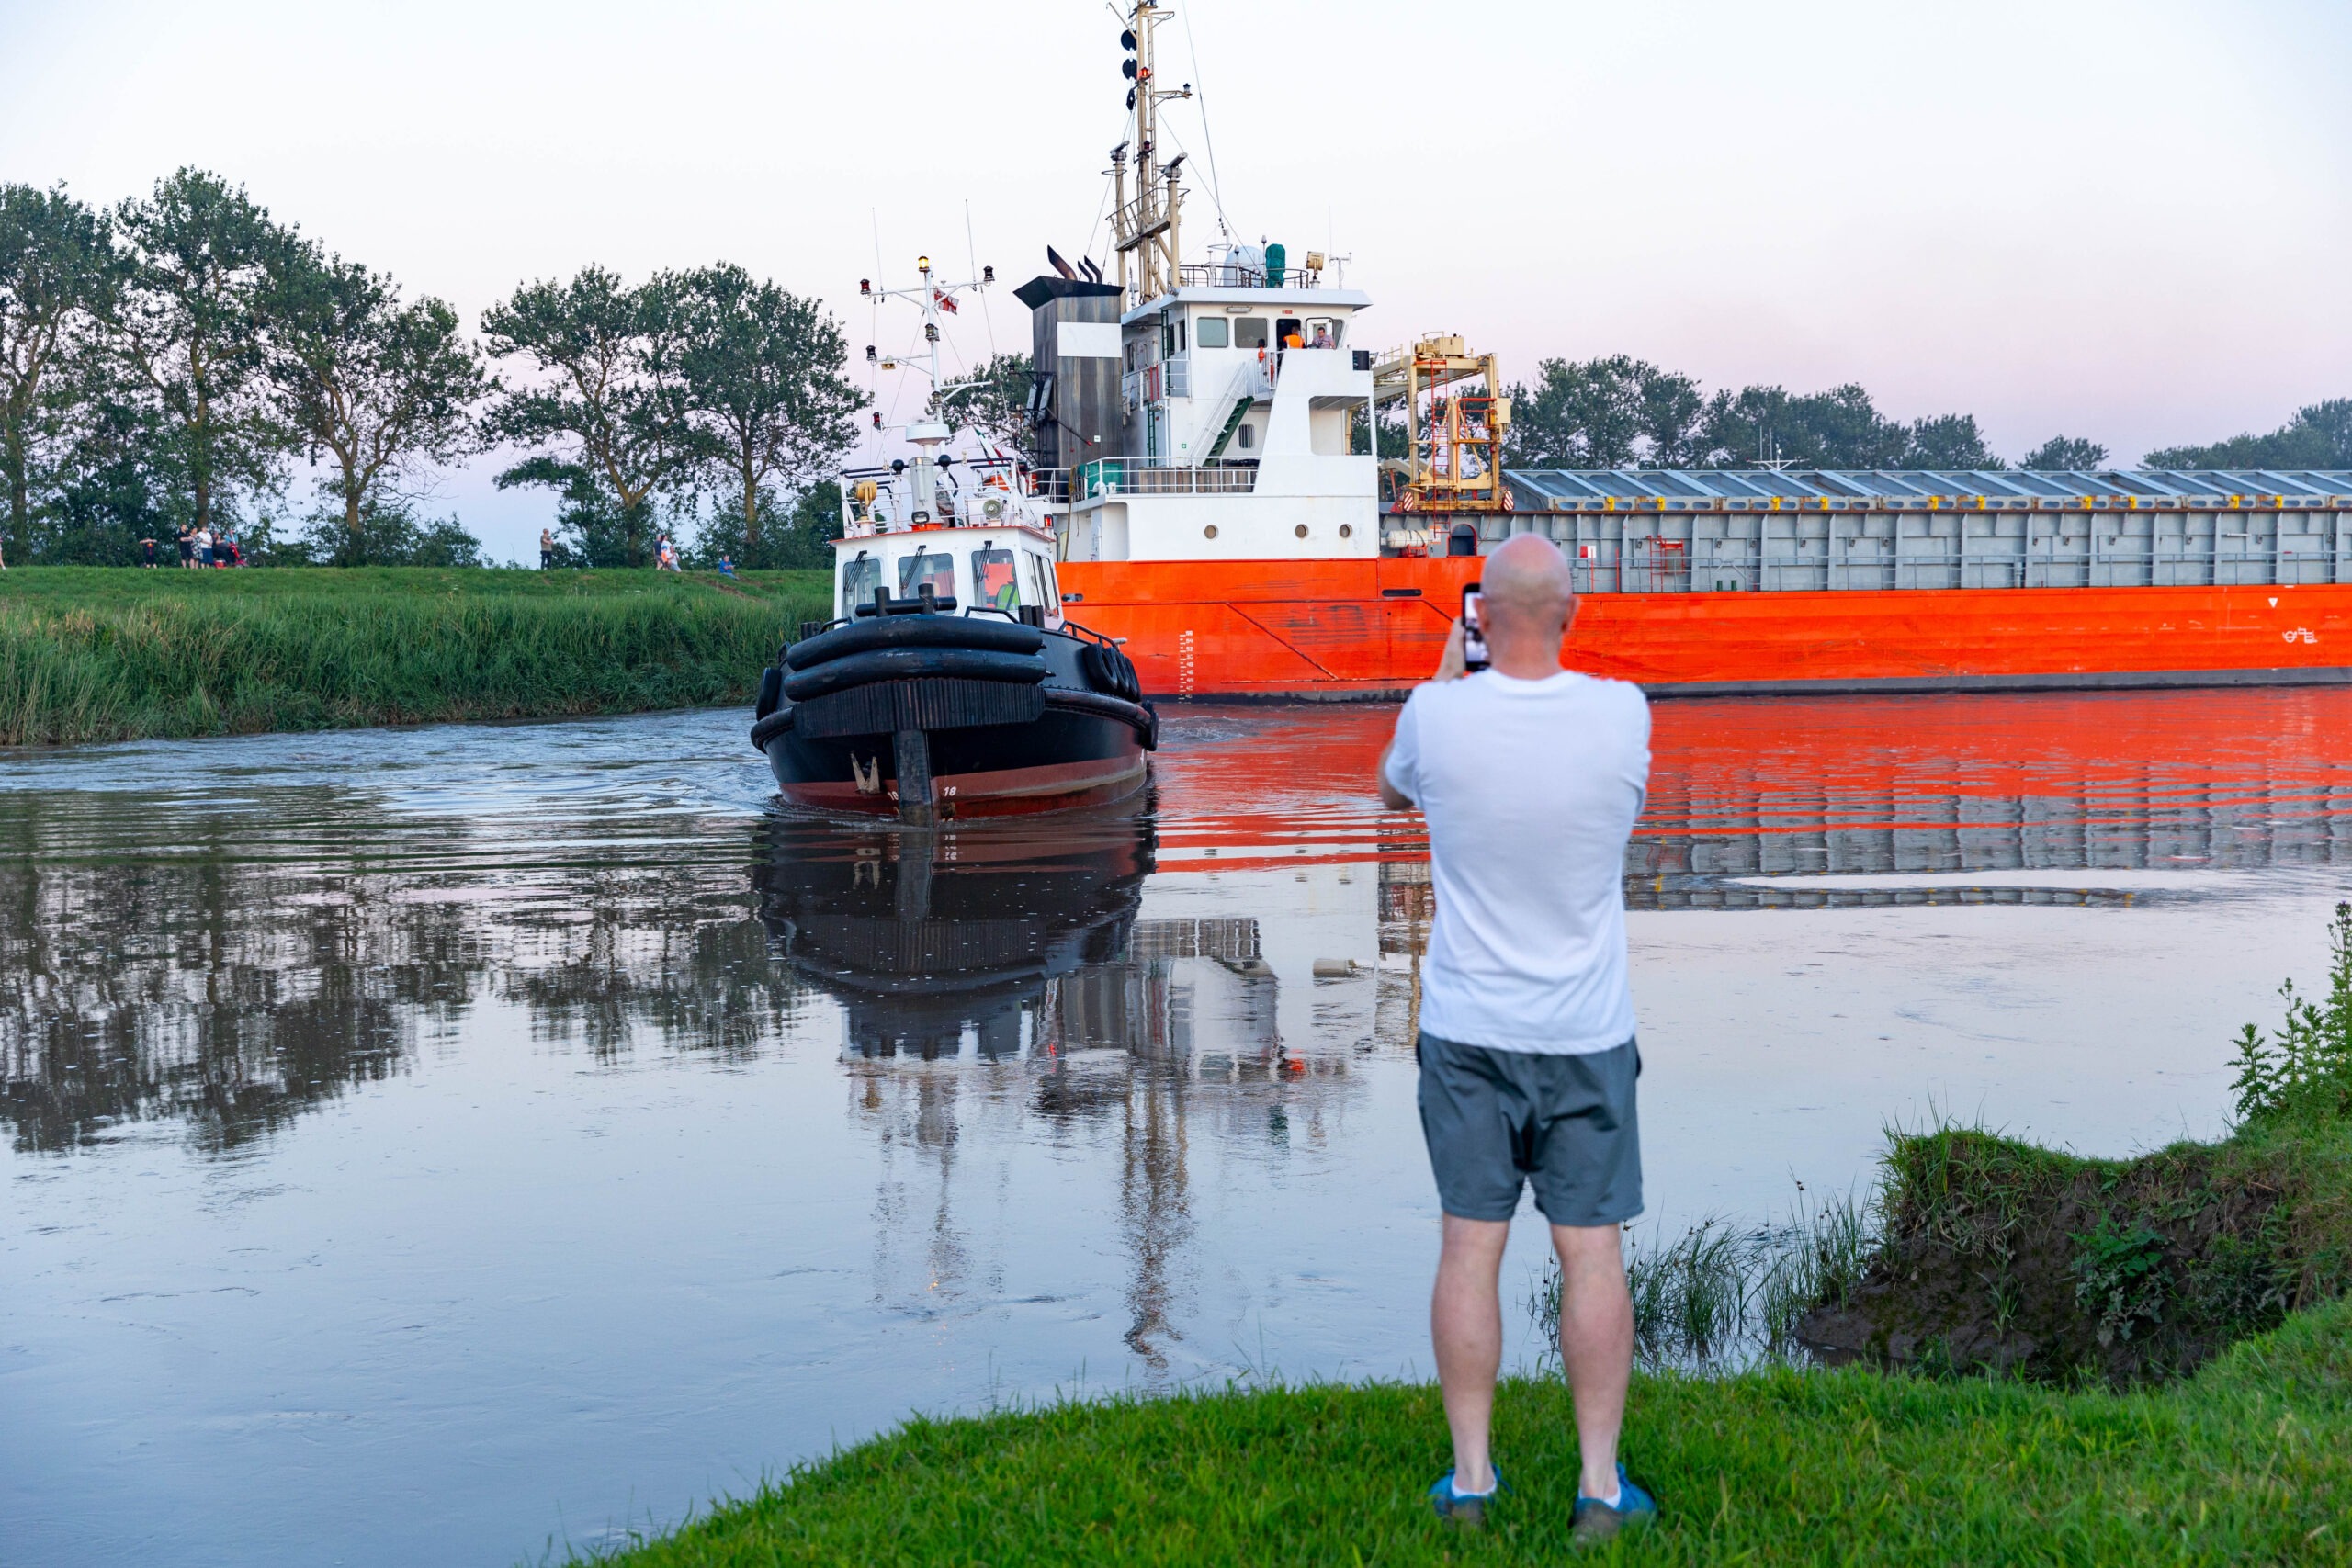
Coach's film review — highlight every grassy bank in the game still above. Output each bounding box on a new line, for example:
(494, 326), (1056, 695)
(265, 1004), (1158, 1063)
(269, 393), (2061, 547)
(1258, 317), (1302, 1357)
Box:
(575, 912), (2352, 1566)
(581, 1303), (2352, 1565)
(0, 566), (830, 745)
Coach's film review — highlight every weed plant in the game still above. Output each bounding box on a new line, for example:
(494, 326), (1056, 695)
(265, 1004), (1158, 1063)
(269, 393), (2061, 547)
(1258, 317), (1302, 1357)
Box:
(0, 566), (830, 744)
(1529, 1191), (1875, 1370)
(2232, 901), (2352, 1125)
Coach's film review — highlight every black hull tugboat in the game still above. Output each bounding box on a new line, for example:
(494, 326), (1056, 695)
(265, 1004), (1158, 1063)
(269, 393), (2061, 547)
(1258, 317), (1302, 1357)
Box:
(751, 258), (1154, 823)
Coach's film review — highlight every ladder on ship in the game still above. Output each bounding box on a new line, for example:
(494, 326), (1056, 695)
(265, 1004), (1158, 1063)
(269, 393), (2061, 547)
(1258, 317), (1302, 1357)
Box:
(1203, 363), (1257, 457)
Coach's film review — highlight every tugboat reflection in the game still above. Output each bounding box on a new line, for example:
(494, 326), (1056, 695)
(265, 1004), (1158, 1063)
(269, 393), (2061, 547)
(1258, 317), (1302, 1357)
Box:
(752, 807), (1350, 1372)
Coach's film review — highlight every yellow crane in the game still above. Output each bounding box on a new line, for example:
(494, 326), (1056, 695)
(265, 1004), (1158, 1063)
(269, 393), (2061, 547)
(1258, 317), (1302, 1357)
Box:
(1369, 334), (1516, 523)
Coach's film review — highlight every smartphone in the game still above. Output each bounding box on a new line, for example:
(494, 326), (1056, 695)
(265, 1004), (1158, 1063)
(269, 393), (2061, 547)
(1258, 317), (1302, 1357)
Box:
(1461, 583), (1490, 673)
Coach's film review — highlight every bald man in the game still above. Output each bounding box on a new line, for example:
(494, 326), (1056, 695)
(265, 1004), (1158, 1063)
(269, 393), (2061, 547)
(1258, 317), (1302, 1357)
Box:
(1378, 534), (1658, 1543)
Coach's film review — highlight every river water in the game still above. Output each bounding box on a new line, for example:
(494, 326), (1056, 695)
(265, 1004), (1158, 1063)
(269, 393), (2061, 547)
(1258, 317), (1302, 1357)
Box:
(6, 691), (2351, 1566)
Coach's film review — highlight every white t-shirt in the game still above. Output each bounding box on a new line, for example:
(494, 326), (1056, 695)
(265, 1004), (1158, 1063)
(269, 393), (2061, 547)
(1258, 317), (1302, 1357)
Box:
(1383, 669), (1650, 1054)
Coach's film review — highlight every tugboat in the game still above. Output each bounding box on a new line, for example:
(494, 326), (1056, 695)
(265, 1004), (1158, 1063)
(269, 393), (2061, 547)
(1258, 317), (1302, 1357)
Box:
(752, 260), (1156, 824)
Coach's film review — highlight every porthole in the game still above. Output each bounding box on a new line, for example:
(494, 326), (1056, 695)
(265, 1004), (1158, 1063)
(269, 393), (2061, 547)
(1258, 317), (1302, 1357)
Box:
(1338, 524), (1352, 539)
(1204, 525), (1218, 539)
(1294, 524), (1308, 539)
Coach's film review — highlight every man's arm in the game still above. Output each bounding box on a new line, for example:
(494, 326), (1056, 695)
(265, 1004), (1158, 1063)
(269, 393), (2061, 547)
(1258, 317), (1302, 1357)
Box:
(1378, 739), (1413, 809)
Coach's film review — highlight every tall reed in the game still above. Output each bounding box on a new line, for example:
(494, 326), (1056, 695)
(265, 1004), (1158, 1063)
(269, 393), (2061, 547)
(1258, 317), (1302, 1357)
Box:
(1529, 1190), (1877, 1370)
(0, 568), (831, 745)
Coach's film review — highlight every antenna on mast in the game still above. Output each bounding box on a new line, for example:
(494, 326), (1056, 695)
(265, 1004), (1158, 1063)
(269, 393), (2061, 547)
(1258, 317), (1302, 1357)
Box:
(1110, 3), (1185, 305)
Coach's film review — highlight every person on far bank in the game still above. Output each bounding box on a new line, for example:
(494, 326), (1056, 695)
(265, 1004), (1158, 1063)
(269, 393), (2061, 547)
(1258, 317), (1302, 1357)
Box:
(1377, 533), (1658, 1544)
(540, 527), (555, 570)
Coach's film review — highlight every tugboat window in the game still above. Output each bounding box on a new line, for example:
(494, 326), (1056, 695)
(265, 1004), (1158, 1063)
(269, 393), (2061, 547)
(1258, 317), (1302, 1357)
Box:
(841, 554), (881, 614)
(969, 547), (1021, 613)
(1195, 317), (1228, 349)
(1233, 318), (1269, 349)
(1024, 552), (1056, 612)
(898, 550), (956, 600)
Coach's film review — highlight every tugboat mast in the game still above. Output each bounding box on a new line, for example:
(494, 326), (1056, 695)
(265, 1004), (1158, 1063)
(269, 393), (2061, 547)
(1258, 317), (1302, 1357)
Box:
(1110, 2), (1192, 307)
(859, 256), (997, 443)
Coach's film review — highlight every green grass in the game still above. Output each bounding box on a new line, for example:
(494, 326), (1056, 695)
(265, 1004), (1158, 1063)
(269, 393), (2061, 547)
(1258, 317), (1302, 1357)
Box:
(0, 565), (831, 745)
(575, 1299), (2352, 1565)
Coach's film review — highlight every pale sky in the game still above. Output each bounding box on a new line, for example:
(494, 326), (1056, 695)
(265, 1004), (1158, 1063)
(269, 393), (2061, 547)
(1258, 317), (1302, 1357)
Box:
(6, 0), (2348, 562)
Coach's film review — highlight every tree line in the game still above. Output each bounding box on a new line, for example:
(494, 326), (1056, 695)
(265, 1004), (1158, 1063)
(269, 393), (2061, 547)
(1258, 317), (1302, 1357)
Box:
(12, 171), (2347, 572)
(0, 171), (864, 568)
(1498, 355), (2352, 475)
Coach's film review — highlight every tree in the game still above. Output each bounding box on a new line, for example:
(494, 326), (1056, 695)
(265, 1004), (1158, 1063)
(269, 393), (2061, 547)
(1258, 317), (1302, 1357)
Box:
(108, 168), (296, 539)
(26, 366), (178, 563)
(1504, 355), (1645, 468)
(1697, 383), (1912, 468)
(672, 263), (860, 564)
(946, 351), (1034, 454)
(2021, 435), (2109, 470)
(689, 479), (842, 570)
(286, 497), (484, 566)
(1503, 355), (1704, 469)
(1634, 366), (1706, 468)
(481, 265), (707, 567)
(2144, 400), (2352, 470)
(268, 245), (487, 564)
(1903, 413), (2004, 470)
(1, 184), (116, 562)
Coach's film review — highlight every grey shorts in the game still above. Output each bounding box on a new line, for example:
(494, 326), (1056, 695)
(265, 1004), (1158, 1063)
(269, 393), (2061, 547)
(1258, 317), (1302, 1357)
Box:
(1416, 1031), (1643, 1227)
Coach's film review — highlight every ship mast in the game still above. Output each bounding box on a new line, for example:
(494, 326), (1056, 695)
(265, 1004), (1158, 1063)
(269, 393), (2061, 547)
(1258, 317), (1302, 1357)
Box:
(1111, 3), (1188, 306)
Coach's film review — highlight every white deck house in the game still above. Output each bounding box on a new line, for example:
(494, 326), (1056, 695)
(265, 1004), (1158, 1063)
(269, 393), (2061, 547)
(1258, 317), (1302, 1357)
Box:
(1057, 282), (1382, 565)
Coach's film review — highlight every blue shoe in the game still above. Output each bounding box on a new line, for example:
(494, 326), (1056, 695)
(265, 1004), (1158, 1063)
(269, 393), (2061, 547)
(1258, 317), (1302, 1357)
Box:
(1428, 1467), (1502, 1527)
(1571, 1463), (1659, 1545)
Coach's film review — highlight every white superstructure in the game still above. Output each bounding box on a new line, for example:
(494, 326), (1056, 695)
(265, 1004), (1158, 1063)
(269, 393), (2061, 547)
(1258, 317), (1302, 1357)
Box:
(1055, 1), (1381, 565)
(833, 261), (1068, 627)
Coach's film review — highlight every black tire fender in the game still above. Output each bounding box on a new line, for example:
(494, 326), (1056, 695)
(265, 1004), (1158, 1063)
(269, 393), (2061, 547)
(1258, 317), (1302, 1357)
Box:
(782, 646), (1049, 702)
(786, 615), (1044, 671)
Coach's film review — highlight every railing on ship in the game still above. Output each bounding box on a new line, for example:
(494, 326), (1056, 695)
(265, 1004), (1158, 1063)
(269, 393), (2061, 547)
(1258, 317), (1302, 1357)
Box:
(1077, 458), (1258, 501)
(1568, 544), (2345, 594)
(1174, 263), (1323, 291)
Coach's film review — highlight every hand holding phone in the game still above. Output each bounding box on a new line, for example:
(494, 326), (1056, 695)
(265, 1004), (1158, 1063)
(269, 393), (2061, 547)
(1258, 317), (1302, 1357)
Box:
(1461, 583), (1490, 673)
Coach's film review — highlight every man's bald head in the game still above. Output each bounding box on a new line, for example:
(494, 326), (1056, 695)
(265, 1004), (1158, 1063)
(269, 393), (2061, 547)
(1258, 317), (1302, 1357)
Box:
(1480, 535), (1577, 649)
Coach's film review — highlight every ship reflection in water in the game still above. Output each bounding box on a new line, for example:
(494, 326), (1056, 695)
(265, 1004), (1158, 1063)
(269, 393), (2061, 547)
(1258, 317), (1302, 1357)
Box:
(5, 690), (2352, 1568)
(751, 807), (1335, 1369)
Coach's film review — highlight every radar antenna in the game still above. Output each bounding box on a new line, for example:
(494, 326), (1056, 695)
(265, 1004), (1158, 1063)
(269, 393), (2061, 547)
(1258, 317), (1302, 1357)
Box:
(1110, 4), (1193, 305)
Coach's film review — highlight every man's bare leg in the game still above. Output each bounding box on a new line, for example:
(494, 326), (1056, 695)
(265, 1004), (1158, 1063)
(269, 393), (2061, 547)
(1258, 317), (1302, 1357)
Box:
(1431, 1213), (1511, 1492)
(1552, 1223), (1634, 1500)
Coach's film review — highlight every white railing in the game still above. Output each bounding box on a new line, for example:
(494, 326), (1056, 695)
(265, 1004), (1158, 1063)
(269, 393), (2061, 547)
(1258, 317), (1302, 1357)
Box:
(1078, 459), (1258, 500)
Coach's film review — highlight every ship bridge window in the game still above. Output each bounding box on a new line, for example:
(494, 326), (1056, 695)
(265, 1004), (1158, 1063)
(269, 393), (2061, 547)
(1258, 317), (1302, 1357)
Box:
(897, 548), (956, 600)
(1276, 317), (1303, 349)
(1306, 317), (1342, 347)
(969, 547), (1021, 614)
(1233, 317), (1269, 350)
(1162, 319), (1185, 356)
(841, 552), (881, 615)
(1195, 316), (1228, 349)
(1024, 551), (1058, 613)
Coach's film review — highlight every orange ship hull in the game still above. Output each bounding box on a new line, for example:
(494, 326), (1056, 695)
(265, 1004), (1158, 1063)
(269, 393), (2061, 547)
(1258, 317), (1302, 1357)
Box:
(1055, 558), (2352, 697)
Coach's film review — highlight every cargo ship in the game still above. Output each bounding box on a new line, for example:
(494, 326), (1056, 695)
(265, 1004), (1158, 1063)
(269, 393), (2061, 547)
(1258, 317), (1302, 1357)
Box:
(1001, 3), (2352, 699)
(815, 1), (2349, 702)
